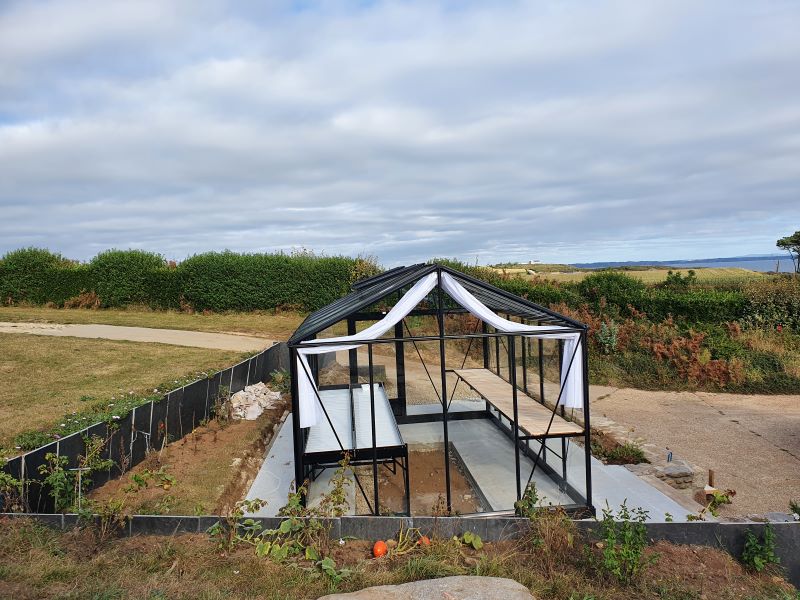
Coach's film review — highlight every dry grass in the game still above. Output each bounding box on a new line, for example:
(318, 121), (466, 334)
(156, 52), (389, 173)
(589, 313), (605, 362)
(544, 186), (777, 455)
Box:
(0, 306), (305, 339)
(0, 333), (243, 452)
(492, 266), (766, 284)
(0, 518), (794, 600)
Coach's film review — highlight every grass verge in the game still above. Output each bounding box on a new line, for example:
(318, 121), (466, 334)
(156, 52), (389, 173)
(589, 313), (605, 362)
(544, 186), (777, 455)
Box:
(0, 333), (245, 455)
(0, 518), (794, 600)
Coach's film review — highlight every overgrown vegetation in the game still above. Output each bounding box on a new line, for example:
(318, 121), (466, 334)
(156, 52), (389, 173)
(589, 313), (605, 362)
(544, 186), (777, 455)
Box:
(741, 524), (780, 573)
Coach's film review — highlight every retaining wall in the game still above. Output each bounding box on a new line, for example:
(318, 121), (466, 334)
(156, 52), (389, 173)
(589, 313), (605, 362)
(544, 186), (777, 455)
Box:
(1, 342), (290, 513)
(2, 513), (798, 586)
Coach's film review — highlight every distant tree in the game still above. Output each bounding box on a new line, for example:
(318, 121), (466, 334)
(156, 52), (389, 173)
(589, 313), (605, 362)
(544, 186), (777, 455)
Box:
(777, 231), (800, 274)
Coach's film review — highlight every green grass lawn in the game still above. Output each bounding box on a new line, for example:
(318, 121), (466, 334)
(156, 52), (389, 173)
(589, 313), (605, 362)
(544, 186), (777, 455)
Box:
(0, 306), (305, 339)
(0, 333), (244, 454)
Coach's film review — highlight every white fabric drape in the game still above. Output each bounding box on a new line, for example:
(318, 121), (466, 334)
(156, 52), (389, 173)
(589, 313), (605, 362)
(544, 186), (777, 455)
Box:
(296, 271), (585, 428)
(440, 273), (584, 410)
(295, 273), (438, 427)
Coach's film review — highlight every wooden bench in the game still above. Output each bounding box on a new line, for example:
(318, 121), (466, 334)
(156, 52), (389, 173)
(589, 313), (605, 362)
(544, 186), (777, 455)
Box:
(452, 368), (583, 437)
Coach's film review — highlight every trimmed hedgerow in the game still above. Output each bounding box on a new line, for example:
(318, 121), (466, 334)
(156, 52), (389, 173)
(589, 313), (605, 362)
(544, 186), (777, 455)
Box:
(89, 250), (170, 308)
(178, 251), (360, 312)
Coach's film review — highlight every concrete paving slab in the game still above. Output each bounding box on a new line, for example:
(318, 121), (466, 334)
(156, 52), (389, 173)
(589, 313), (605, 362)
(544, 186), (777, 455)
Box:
(245, 415), (296, 517)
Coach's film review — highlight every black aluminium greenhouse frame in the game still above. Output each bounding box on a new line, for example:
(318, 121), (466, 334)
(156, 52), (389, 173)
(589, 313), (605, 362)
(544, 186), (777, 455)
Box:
(288, 264), (594, 517)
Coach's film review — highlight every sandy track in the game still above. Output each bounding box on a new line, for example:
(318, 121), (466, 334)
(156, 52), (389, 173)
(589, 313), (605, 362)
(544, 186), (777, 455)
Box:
(593, 387), (800, 515)
(0, 322), (273, 352)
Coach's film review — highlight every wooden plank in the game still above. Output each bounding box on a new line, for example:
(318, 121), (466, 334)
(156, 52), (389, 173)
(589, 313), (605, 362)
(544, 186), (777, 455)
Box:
(453, 368), (583, 437)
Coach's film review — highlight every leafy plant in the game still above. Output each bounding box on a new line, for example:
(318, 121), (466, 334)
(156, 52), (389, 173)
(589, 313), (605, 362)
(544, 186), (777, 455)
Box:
(741, 524), (779, 572)
(514, 482), (540, 518)
(0, 463), (25, 513)
(790, 499), (800, 519)
(597, 501), (654, 585)
(457, 531), (483, 550)
(269, 369), (291, 394)
(597, 321), (619, 354)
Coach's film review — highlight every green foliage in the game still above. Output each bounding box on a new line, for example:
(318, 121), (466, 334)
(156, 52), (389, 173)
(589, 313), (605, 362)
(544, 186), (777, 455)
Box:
(178, 250), (358, 312)
(777, 230), (800, 273)
(457, 531), (484, 550)
(0, 247), (87, 305)
(596, 321), (619, 354)
(743, 278), (800, 331)
(598, 501), (653, 585)
(514, 483), (540, 518)
(578, 271), (647, 310)
(741, 524), (779, 572)
(0, 461), (24, 512)
(661, 269), (697, 290)
(269, 369), (291, 394)
(790, 499), (800, 518)
(208, 455), (353, 587)
(89, 250), (169, 308)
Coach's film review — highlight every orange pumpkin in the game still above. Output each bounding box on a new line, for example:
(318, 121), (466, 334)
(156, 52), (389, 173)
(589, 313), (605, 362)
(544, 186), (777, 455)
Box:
(417, 535), (431, 546)
(373, 540), (388, 558)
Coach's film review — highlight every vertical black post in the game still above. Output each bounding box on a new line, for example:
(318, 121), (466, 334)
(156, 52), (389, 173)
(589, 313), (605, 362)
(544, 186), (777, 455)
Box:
(368, 344), (379, 515)
(581, 328), (594, 514)
(521, 331), (528, 394)
(394, 321), (406, 416)
(558, 339), (566, 418)
(494, 334), (500, 375)
(290, 347), (305, 503)
(538, 337), (546, 463)
(310, 334), (319, 386)
(436, 268), (452, 512)
(404, 452), (411, 516)
(509, 335), (521, 502)
(482, 321), (490, 369)
(347, 318), (358, 385)
(538, 338), (545, 405)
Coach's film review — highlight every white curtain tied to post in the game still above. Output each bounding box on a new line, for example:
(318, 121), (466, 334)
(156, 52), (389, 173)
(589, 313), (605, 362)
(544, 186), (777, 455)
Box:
(296, 272), (584, 428)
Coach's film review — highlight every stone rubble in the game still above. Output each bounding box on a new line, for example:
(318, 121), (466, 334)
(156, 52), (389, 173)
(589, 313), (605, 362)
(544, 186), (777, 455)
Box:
(229, 382), (281, 420)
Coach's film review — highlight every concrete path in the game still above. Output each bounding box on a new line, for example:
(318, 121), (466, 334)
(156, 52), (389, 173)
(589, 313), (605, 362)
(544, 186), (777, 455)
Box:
(0, 321), (273, 352)
(246, 406), (690, 521)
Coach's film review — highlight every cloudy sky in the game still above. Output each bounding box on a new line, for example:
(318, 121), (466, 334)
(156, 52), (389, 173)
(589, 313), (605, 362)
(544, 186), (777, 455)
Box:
(1, 1), (799, 266)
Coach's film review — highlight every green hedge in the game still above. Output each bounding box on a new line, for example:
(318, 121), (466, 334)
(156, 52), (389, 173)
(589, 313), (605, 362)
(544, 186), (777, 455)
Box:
(1, 248), (796, 327)
(179, 251), (357, 312)
(0, 248), (373, 313)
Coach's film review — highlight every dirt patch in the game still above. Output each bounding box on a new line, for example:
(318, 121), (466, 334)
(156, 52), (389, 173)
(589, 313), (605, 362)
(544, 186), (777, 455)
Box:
(89, 397), (288, 514)
(354, 446), (482, 516)
(590, 428), (648, 465)
(644, 540), (792, 595)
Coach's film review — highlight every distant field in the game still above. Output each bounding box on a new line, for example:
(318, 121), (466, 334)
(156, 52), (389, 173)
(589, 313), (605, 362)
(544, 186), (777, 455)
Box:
(491, 265), (767, 284)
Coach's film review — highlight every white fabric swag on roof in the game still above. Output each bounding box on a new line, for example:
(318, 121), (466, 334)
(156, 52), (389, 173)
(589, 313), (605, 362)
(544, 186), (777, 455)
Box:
(295, 272), (584, 428)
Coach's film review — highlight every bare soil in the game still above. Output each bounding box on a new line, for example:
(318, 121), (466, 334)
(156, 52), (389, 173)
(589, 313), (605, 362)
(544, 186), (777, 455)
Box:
(355, 446), (481, 516)
(89, 397), (289, 514)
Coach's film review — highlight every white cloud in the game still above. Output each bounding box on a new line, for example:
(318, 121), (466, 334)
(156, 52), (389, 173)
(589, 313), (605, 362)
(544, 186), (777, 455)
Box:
(0, 0), (799, 265)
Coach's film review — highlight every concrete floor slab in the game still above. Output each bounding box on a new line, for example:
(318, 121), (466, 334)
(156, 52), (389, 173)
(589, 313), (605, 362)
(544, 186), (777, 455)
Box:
(245, 414), (296, 517)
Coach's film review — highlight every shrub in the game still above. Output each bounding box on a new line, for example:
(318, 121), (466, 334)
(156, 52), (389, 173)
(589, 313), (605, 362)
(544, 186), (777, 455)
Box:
(179, 251), (360, 312)
(598, 501), (653, 585)
(741, 524), (779, 572)
(0, 247), (74, 304)
(89, 249), (168, 307)
(743, 277), (800, 331)
(578, 272), (646, 313)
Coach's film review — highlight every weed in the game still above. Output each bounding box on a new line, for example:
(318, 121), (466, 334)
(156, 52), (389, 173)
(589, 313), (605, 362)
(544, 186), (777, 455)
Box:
(0, 463), (25, 512)
(789, 499), (800, 519)
(741, 524), (780, 572)
(456, 531), (483, 550)
(597, 501), (654, 585)
(514, 482), (540, 518)
(269, 369), (291, 394)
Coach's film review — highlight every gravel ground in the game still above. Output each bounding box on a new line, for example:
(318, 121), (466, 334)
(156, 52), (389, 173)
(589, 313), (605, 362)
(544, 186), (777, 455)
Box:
(593, 387), (800, 516)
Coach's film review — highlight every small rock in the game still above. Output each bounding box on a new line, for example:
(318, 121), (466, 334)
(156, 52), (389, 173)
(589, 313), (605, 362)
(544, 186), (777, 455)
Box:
(661, 464), (693, 479)
(318, 576), (535, 599)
